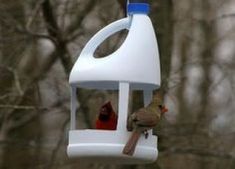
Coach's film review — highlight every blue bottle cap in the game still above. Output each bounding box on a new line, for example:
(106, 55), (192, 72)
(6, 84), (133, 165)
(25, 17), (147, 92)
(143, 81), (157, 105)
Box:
(127, 3), (150, 15)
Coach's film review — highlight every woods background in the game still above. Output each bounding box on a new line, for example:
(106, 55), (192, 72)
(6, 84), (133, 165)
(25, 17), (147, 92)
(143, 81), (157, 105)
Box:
(0, 0), (235, 169)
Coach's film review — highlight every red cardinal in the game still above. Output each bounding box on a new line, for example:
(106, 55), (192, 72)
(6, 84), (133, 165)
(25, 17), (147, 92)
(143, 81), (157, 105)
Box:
(95, 101), (118, 130)
(123, 96), (168, 156)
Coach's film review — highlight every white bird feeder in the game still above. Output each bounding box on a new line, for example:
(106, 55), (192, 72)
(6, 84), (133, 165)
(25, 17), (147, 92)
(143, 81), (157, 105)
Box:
(67, 2), (161, 164)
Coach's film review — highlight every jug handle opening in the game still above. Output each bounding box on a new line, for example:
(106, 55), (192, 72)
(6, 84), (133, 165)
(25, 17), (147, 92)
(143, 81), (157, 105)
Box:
(80, 17), (131, 59)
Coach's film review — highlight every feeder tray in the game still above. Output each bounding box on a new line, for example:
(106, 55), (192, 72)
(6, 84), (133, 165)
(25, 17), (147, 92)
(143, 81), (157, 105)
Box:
(67, 130), (158, 164)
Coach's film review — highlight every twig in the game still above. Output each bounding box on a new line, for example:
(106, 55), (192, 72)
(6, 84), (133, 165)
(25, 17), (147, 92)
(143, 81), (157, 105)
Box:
(12, 69), (23, 96)
(8, 112), (38, 131)
(41, 0), (73, 75)
(45, 117), (70, 169)
(26, 0), (45, 30)
(216, 13), (235, 20)
(66, 29), (84, 42)
(22, 0), (57, 42)
(0, 104), (47, 110)
(161, 147), (235, 159)
(65, 0), (97, 37)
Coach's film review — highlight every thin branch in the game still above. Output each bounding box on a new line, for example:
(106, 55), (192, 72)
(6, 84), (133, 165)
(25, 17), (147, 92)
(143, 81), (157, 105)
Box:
(60, 0), (71, 31)
(41, 0), (60, 39)
(8, 22), (57, 43)
(65, 0), (97, 39)
(0, 94), (17, 100)
(0, 56), (68, 132)
(24, 29), (57, 43)
(0, 104), (47, 110)
(26, 0), (45, 30)
(0, 65), (22, 96)
(12, 69), (23, 96)
(215, 13), (235, 20)
(24, 0), (55, 42)
(8, 112), (38, 131)
(41, 0), (73, 76)
(45, 117), (69, 169)
(0, 97), (69, 111)
(0, 3), (55, 42)
(66, 29), (84, 42)
(161, 147), (234, 159)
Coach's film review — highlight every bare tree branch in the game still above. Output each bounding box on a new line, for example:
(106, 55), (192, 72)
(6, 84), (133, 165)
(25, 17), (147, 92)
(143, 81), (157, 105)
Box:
(65, 0), (97, 40)
(162, 147), (235, 159)
(41, 0), (73, 76)
(45, 117), (69, 169)
(7, 112), (38, 131)
(0, 104), (47, 110)
(26, 0), (45, 30)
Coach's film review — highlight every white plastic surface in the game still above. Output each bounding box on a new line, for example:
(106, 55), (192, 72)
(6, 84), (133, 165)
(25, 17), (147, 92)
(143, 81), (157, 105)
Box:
(68, 13), (161, 164)
(69, 14), (161, 90)
(69, 82), (157, 164)
(67, 130), (158, 164)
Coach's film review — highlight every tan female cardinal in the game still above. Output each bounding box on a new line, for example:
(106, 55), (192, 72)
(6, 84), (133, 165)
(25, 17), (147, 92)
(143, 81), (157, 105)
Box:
(122, 94), (168, 156)
(95, 101), (118, 130)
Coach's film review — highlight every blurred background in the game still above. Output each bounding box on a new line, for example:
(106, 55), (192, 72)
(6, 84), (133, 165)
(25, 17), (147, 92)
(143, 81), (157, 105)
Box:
(0, 0), (235, 169)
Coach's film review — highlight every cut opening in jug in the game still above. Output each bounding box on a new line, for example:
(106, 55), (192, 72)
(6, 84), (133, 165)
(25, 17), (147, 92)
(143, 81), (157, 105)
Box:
(72, 87), (119, 131)
(94, 30), (128, 58)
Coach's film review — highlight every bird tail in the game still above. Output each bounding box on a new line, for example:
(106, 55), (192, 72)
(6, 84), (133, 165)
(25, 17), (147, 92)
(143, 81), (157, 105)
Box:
(122, 131), (141, 156)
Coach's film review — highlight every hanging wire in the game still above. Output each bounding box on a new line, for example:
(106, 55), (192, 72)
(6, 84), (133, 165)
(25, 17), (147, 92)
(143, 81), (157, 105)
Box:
(126, 0), (130, 16)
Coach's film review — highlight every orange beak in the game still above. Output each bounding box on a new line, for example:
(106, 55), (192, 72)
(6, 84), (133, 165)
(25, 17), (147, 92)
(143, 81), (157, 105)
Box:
(161, 105), (168, 113)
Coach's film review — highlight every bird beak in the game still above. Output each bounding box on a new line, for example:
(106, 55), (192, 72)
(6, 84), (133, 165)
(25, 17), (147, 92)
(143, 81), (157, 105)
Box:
(161, 106), (168, 113)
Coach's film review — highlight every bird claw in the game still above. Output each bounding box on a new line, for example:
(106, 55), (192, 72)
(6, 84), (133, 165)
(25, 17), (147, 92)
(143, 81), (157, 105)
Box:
(130, 113), (138, 122)
(144, 130), (149, 139)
